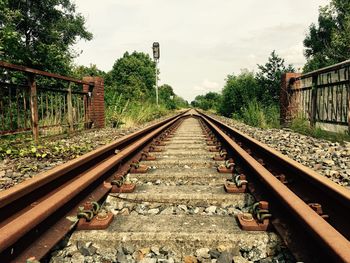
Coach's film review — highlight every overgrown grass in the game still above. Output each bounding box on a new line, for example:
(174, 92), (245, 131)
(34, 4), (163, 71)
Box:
(106, 100), (170, 128)
(290, 115), (350, 143)
(235, 100), (280, 129)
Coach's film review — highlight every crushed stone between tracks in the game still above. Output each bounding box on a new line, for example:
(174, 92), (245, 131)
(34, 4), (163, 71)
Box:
(205, 112), (350, 188)
(0, 113), (176, 191)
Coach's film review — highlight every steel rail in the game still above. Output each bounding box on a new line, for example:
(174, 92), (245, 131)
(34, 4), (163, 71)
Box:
(0, 110), (188, 262)
(198, 111), (350, 238)
(198, 112), (350, 263)
(199, 112), (350, 205)
(0, 111), (186, 208)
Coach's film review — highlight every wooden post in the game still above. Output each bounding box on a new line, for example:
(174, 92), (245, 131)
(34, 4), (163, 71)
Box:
(28, 74), (39, 142)
(310, 75), (318, 127)
(67, 83), (74, 132)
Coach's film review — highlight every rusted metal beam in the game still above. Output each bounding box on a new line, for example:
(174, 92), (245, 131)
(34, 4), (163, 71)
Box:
(0, 61), (91, 86)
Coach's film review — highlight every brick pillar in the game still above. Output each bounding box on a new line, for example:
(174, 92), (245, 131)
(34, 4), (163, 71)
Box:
(83, 76), (105, 128)
(280, 72), (301, 125)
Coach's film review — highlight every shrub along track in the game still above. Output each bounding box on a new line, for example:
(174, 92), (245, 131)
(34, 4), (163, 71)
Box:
(0, 109), (349, 262)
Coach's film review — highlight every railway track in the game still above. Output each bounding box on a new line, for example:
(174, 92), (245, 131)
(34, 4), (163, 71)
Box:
(0, 109), (349, 262)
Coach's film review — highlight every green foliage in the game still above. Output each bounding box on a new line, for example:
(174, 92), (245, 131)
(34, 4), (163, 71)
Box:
(303, 0), (350, 72)
(191, 92), (221, 111)
(72, 64), (106, 79)
(105, 99), (169, 128)
(158, 83), (188, 110)
(289, 115), (313, 135)
(218, 70), (259, 117)
(159, 84), (176, 109)
(290, 115), (350, 142)
(105, 51), (156, 103)
(263, 104), (280, 128)
(104, 52), (186, 126)
(0, 136), (94, 161)
(212, 52), (292, 128)
(189, 51), (292, 128)
(0, 0), (92, 74)
(173, 96), (189, 108)
(235, 100), (280, 129)
(240, 100), (266, 127)
(256, 50), (294, 104)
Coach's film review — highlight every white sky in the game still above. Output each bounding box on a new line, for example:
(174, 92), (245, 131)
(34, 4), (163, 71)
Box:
(73, 0), (330, 102)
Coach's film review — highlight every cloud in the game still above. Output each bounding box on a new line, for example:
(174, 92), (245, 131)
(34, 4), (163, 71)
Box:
(73, 0), (331, 101)
(193, 79), (220, 94)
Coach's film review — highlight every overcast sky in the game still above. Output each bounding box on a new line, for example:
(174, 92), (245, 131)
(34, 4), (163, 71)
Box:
(73, 0), (330, 102)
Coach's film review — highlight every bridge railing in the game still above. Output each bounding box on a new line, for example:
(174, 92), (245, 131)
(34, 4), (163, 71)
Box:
(281, 60), (350, 133)
(0, 61), (98, 141)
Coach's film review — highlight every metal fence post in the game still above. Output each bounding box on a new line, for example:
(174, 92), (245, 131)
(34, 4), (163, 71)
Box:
(310, 75), (318, 127)
(348, 87), (350, 134)
(28, 74), (39, 142)
(67, 82), (74, 132)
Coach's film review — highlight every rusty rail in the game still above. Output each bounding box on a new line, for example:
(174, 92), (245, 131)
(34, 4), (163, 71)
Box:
(197, 110), (350, 262)
(0, 110), (188, 262)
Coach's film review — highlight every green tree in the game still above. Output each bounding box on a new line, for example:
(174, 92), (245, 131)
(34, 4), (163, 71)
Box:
(72, 64), (106, 79)
(219, 70), (259, 117)
(303, 0), (350, 72)
(0, 0), (92, 74)
(173, 96), (188, 108)
(191, 92), (221, 111)
(256, 51), (294, 104)
(105, 51), (156, 103)
(159, 84), (176, 109)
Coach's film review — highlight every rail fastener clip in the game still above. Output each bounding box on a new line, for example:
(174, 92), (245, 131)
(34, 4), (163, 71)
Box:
(237, 201), (271, 231)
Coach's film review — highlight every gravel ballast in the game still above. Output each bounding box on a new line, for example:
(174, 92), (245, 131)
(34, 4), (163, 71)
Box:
(205, 112), (350, 188)
(0, 113), (176, 191)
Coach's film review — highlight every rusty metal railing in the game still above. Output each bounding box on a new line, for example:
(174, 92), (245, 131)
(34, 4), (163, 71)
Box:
(290, 60), (350, 129)
(0, 61), (94, 141)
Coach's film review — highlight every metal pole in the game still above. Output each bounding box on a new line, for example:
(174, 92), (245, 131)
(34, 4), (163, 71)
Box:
(155, 59), (159, 106)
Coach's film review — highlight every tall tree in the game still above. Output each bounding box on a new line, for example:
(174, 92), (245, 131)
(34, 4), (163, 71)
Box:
(72, 64), (106, 79)
(105, 51), (156, 102)
(256, 51), (294, 104)
(0, 0), (92, 73)
(159, 84), (176, 109)
(191, 92), (221, 111)
(219, 70), (259, 117)
(303, 0), (350, 72)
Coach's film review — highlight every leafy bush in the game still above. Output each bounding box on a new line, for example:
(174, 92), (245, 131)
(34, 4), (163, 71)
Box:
(105, 99), (169, 128)
(191, 92), (221, 111)
(240, 100), (267, 128)
(218, 70), (259, 117)
(263, 104), (280, 128)
(238, 101), (280, 128)
(289, 115), (312, 134)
